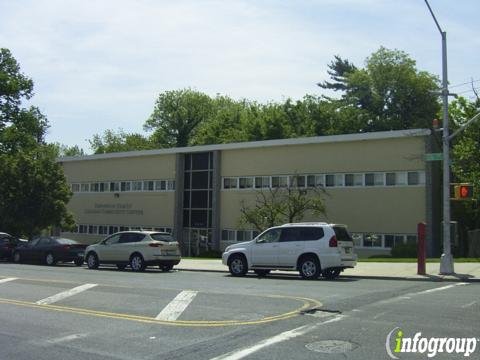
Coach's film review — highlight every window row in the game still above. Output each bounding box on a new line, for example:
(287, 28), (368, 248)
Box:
(67, 224), (173, 236)
(351, 233), (417, 249)
(71, 180), (175, 193)
(222, 171), (425, 190)
(221, 229), (260, 242)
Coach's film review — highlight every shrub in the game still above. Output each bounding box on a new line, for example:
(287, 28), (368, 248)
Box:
(391, 242), (417, 258)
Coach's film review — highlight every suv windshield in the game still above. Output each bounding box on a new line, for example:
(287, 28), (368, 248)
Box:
(150, 233), (174, 242)
(333, 226), (353, 242)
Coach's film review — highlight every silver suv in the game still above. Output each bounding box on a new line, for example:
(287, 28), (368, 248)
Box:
(222, 223), (357, 280)
(85, 231), (181, 272)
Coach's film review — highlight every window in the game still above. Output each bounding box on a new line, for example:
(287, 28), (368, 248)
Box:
(351, 233), (363, 247)
(109, 182), (120, 192)
(88, 225), (98, 235)
(335, 174), (344, 187)
(91, 183), (100, 192)
(384, 235), (405, 248)
(386, 173), (396, 186)
(239, 177), (254, 189)
(363, 234), (382, 247)
(237, 230), (252, 242)
(222, 230), (236, 241)
(408, 171), (419, 185)
(108, 226), (119, 235)
(280, 228), (302, 242)
(365, 173), (384, 186)
(167, 180), (175, 190)
(223, 178), (238, 189)
(143, 180), (154, 191)
(99, 182), (108, 192)
(301, 227), (324, 241)
(132, 181), (143, 191)
(104, 234), (121, 245)
(387, 172), (407, 186)
(80, 183), (90, 192)
(119, 233), (145, 243)
(255, 176), (270, 189)
(325, 174), (335, 187)
(98, 225), (108, 235)
(345, 174), (363, 186)
(155, 180), (166, 191)
(79, 225), (88, 234)
(256, 228), (281, 243)
(290, 175), (306, 188)
(121, 181), (131, 192)
(71, 183), (80, 192)
(271, 176), (288, 188)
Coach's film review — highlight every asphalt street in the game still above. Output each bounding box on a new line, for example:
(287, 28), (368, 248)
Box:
(0, 262), (478, 360)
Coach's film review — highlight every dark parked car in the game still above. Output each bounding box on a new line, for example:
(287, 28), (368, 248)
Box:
(12, 237), (87, 266)
(0, 232), (27, 261)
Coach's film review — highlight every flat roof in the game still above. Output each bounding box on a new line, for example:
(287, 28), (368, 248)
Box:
(59, 128), (430, 163)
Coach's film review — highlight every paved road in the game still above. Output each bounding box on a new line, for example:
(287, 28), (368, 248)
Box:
(0, 262), (478, 359)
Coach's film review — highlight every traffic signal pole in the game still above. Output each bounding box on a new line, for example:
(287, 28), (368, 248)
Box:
(424, 0), (454, 274)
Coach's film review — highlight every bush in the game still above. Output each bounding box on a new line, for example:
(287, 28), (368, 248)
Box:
(391, 242), (417, 258)
(197, 250), (222, 258)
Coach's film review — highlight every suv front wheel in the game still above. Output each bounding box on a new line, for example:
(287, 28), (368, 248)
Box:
(229, 254), (248, 277)
(298, 256), (320, 280)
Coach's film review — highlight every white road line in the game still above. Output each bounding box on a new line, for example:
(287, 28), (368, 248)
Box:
(210, 315), (345, 360)
(461, 301), (477, 309)
(35, 283), (98, 305)
(155, 290), (198, 321)
(46, 333), (88, 344)
(416, 282), (468, 295)
(0, 277), (17, 284)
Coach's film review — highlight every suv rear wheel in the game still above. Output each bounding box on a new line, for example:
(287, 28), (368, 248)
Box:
(323, 268), (341, 280)
(298, 256), (320, 280)
(229, 254), (247, 277)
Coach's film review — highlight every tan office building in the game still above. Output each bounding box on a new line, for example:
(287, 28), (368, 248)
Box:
(60, 129), (439, 257)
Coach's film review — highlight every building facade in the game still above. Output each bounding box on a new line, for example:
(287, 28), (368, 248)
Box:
(60, 129), (438, 257)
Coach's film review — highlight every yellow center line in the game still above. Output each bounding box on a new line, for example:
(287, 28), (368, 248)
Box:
(0, 296), (321, 327)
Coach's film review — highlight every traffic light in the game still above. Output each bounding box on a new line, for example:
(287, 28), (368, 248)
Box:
(453, 183), (474, 200)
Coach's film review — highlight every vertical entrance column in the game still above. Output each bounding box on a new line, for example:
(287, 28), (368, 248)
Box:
(211, 150), (221, 252)
(174, 153), (185, 245)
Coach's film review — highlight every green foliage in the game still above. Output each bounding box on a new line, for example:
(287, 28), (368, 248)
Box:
(390, 242), (417, 258)
(0, 48), (74, 237)
(89, 129), (155, 154)
(0, 145), (75, 237)
(239, 186), (326, 232)
(145, 89), (214, 147)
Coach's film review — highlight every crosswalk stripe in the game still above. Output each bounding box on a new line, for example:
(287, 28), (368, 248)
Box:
(155, 290), (198, 321)
(0, 277), (17, 284)
(36, 283), (98, 305)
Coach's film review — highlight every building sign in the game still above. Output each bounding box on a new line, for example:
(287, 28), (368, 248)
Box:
(84, 203), (144, 215)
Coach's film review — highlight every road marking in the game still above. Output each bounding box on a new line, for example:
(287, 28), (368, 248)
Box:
(0, 277), (17, 284)
(46, 333), (88, 344)
(461, 301), (477, 309)
(210, 315), (345, 360)
(416, 282), (468, 295)
(35, 283), (98, 305)
(155, 290), (198, 321)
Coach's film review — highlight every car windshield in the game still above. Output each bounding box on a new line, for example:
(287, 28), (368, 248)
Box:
(150, 233), (174, 242)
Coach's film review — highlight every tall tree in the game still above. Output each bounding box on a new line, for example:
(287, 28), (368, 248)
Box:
(317, 55), (357, 92)
(0, 48), (74, 237)
(145, 89), (214, 147)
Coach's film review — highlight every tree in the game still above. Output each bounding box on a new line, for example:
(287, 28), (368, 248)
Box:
(53, 143), (85, 157)
(89, 129), (155, 154)
(319, 47), (441, 132)
(145, 89), (214, 147)
(450, 96), (480, 231)
(239, 185), (326, 232)
(0, 48), (74, 237)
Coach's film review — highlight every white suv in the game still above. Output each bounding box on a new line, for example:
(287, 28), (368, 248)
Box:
(222, 223), (357, 280)
(85, 231), (181, 272)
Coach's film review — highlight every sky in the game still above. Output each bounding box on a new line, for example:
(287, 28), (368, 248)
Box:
(1, 0), (479, 152)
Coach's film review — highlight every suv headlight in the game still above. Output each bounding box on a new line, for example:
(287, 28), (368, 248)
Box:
(225, 246), (231, 253)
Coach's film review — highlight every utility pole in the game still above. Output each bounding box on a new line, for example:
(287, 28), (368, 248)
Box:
(424, 0), (454, 274)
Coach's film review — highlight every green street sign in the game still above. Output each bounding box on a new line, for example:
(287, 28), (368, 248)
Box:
(425, 153), (443, 161)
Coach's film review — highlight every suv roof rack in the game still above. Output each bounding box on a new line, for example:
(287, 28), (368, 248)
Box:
(280, 222), (329, 227)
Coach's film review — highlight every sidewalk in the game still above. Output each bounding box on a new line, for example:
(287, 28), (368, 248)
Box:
(177, 259), (480, 282)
